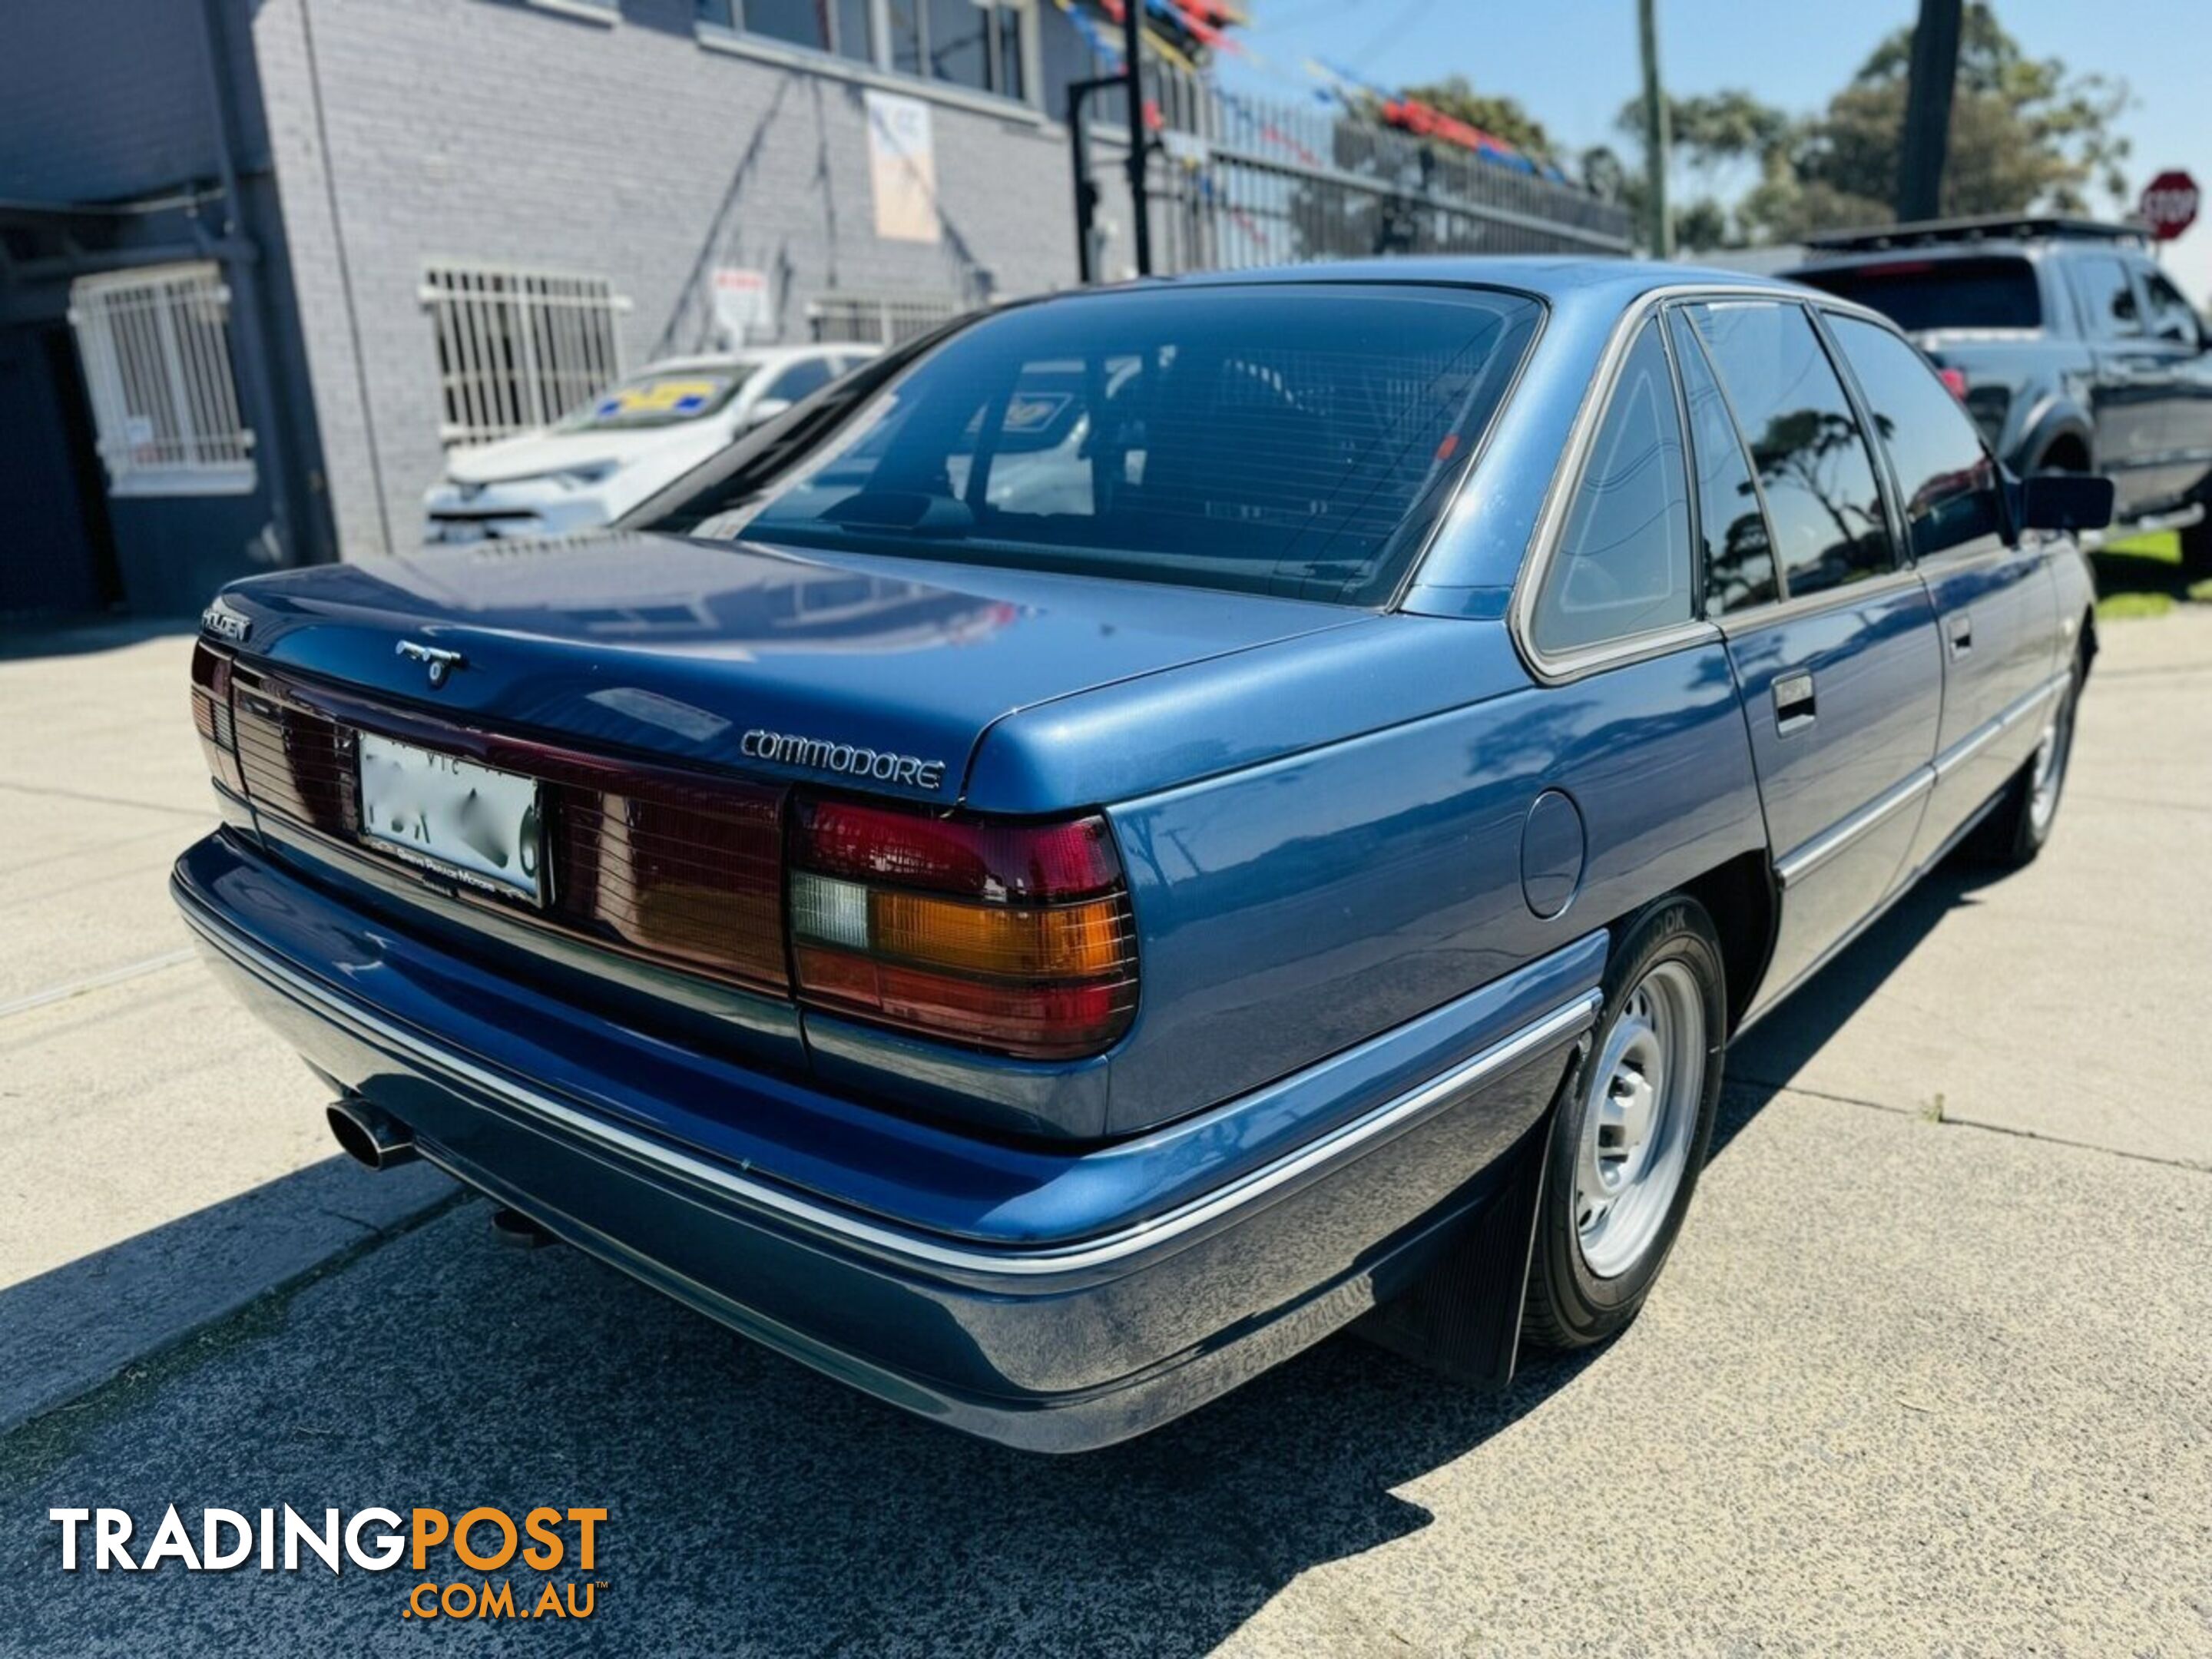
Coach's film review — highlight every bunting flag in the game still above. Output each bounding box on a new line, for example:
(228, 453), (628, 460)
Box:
(1215, 87), (1324, 171)
(1058, 1), (1584, 193)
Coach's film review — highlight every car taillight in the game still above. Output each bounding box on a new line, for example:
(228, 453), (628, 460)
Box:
(190, 641), (244, 795)
(788, 796), (1137, 1060)
(1938, 366), (1969, 401)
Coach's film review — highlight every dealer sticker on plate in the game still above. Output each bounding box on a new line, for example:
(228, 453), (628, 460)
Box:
(358, 733), (543, 902)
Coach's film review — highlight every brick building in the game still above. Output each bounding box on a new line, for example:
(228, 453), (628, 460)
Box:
(0, 0), (1623, 616)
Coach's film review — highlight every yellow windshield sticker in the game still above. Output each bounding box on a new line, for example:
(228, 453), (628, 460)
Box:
(594, 379), (724, 419)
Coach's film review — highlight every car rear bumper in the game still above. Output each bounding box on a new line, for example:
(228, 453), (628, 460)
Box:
(173, 830), (1601, 1451)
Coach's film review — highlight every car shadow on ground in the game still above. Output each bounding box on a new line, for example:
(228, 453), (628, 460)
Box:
(0, 854), (2026, 1654)
(1714, 852), (2012, 1157)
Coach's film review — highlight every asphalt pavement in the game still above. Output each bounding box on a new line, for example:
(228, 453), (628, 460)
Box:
(2, 609), (2207, 1656)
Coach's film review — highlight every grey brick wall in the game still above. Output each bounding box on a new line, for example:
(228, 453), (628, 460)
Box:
(251, 0), (1083, 558)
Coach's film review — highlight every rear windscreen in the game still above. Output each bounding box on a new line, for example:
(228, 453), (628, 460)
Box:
(680, 283), (1543, 604)
(1793, 257), (2042, 331)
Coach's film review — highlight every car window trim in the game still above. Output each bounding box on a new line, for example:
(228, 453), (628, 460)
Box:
(1511, 282), (1923, 684)
(1664, 302), (1786, 617)
(1526, 314), (1698, 657)
(1817, 303), (2015, 565)
(1803, 303), (1913, 575)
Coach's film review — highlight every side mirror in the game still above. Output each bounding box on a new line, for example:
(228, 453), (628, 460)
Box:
(2018, 472), (2115, 534)
(743, 397), (794, 431)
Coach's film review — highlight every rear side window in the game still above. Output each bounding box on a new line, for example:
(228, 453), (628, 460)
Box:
(710, 284), (1544, 604)
(1795, 257), (2041, 331)
(2071, 256), (2142, 339)
(2142, 270), (2202, 346)
(1688, 301), (1895, 601)
(1529, 318), (1694, 654)
(1828, 316), (2004, 560)
(1668, 310), (1778, 614)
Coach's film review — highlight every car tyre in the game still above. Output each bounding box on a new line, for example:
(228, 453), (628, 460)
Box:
(2181, 508), (2212, 584)
(1969, 650), (2082, 868)
(1522, 896), (1727, 1351)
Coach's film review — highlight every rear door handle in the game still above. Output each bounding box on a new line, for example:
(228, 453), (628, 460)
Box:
(1947, 613), (1974, 657)
(1773, 671), (1816, 735)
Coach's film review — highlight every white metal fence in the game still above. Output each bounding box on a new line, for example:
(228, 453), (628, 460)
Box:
(68, 262), (256, 495)
(421, 263), (630, 445)
(806, 292), (965, 347)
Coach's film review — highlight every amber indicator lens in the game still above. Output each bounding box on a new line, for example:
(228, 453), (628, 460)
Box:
(790, 797), (1137, 1060)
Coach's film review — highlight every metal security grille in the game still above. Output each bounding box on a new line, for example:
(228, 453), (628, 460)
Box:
(68, 263), (256, 495)
(1085, 68), (1634, 276)
(807, 293), (963, 347)
(421, 264), (629, 445)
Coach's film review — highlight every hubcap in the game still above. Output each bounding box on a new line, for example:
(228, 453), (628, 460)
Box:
(2028, 676), (2077, 836)
(1575, 959), (1707, 1279)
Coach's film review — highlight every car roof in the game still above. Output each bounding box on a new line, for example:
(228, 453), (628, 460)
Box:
(1118, 255), (1815, 309)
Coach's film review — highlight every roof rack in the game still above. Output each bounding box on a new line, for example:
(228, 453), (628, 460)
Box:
(1801, 215), (2149, 253)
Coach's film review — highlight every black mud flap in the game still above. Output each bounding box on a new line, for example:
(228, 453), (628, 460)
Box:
(1353, 1061), (1573, 1389)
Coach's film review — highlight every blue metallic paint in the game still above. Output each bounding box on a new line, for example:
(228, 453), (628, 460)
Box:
(174, 831), (1595, 1449)
(174, 257), (2100, 1447)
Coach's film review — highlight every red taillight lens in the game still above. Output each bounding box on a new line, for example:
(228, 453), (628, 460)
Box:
(790, 796), (1137, 1060)
(1938, 366), (1970, 401)
(190, 641), (244, 796)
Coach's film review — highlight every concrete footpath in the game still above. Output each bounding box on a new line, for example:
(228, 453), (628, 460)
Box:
(0, 623), (452, 1435)
(2, 611), (2207, 1655)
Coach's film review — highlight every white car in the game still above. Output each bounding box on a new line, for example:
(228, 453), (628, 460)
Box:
(422, 345), (878, 544)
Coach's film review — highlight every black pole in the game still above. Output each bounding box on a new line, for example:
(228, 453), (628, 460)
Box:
(1122, 0), (1151, 276)
(1897, 0), (1962, 222)
(1067, 75), (1121, 285)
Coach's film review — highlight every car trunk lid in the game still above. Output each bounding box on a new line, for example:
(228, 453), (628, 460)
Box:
(211, 531), (1361, 806)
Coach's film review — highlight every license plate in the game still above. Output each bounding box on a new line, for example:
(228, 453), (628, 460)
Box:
(358, 733), (543, 902)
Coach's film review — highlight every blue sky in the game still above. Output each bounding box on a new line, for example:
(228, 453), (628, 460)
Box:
(1217, 0), (2212, 302)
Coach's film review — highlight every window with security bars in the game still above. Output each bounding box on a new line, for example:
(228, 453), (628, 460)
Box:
(421, 264), (629, 445)
(68, 263), (256, 495)
(808, 292), (962, 347)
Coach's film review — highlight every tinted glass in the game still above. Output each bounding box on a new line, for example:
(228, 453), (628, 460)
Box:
(2071, 256), (2142, 339)
(2142, 270), (2200, 345)
(737, 0), (830, 51)
(1689, 302), (1894, 600)
(768, 358), (835, 402)
(1830, 316), (2004, 560)
(1796, 257), (2041, 331)
(1530, 319), (1694, 652)
(1668, 310), (1777, 613)
(929, 0), (991, 91)
(710, 285), (1543, 604)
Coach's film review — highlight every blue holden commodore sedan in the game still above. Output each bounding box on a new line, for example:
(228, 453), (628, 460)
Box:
(176, 260), (2111, 1451)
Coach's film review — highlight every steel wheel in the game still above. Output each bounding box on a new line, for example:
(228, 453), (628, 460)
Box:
(1573, 959), (1707, 1279)
(2027, 674), (2078, 837)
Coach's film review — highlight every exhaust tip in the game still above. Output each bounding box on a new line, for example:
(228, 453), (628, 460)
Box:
(326, 1098), (418, 1172)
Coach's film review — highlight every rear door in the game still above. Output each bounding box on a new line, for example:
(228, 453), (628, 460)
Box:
(1823, 311), (2058, 860)
(1674, 300), (1943, 1008)
(2066, 251), (2174, 517)
(2131, 262), (2212, 506)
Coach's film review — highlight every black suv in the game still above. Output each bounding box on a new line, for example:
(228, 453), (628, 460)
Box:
(1787, 217), (2212, 575)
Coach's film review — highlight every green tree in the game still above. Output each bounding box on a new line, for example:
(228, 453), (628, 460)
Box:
(1616, 5), (2130, 247)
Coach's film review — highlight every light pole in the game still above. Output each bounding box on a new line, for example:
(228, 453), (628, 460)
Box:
(1897, 0), (1962, 222)
(1124, 0), (1153, 276)
(1637, 0), (1673, 258)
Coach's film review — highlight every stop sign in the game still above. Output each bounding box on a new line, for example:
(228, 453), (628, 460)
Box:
(2139, 170), (2200, 241)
